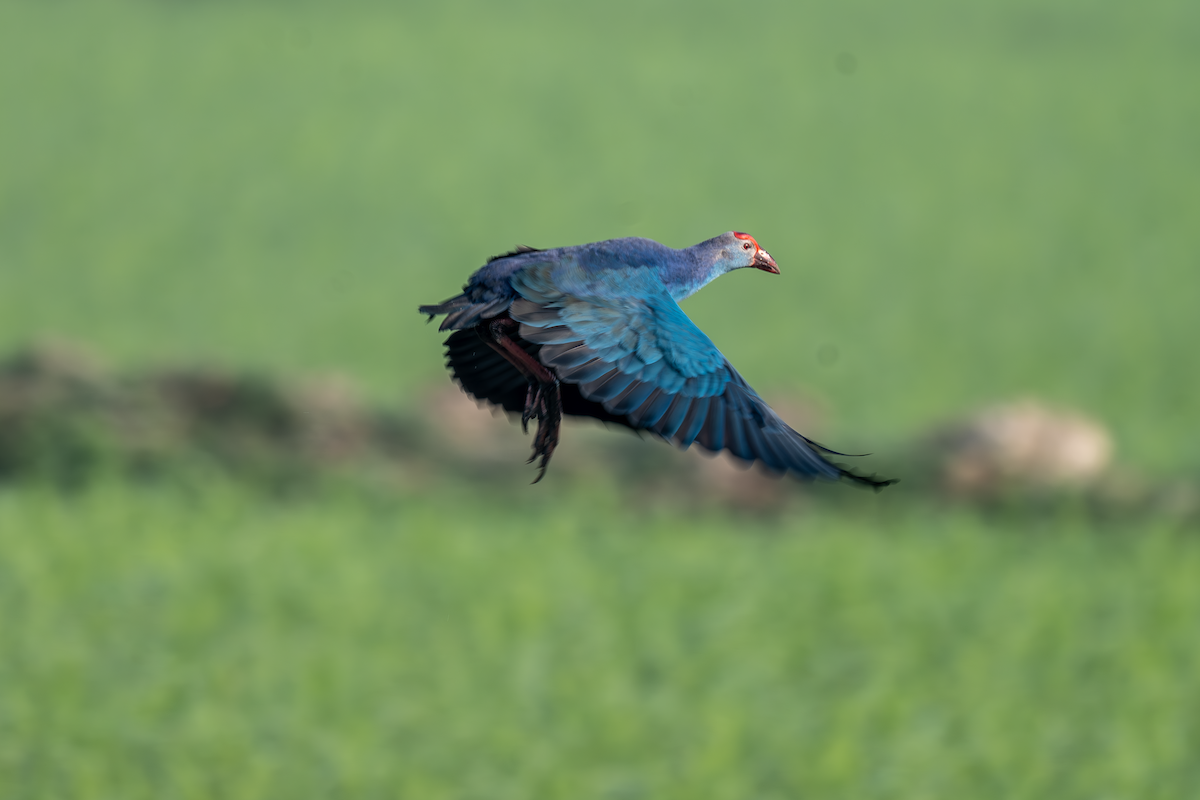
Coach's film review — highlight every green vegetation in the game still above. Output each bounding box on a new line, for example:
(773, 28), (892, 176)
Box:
(3, 481), (1199, 798)
(1, 0), (1198, 796)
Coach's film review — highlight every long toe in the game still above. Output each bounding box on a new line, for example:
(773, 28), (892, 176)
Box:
(530, 431), (557, 484)
(521, 383), (537, 433)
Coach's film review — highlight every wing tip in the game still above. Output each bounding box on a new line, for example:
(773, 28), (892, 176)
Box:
(797, 434), (896, 490)
(835, 468), (899, 492)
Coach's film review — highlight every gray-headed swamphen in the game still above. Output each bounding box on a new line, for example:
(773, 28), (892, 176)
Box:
(420, 232), (894, 488)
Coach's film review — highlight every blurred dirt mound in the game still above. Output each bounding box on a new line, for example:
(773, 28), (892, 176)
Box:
(1, 343), (1194, 521)
(0, 341), (419, 482)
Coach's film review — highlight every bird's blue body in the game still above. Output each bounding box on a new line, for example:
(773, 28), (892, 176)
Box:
(419, 232), (892, 488)
(460, 235), (737, 310)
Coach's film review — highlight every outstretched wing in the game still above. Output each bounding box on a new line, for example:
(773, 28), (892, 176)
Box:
(509, 263), (892, 488)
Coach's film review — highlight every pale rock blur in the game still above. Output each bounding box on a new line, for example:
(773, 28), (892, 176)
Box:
(927, 400), (1113, 497)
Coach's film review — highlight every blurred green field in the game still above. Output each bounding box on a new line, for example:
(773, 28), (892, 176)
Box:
(2, 0), (1199, 796)
(2, 480), (1199, 799)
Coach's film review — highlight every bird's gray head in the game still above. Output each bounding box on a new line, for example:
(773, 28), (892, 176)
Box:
(704, 231), (780, 275)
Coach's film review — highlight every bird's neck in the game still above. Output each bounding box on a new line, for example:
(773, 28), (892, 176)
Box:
(659, 249), (725, 302)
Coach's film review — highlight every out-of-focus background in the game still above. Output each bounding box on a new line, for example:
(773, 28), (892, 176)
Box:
(1, 0), (1198, 796)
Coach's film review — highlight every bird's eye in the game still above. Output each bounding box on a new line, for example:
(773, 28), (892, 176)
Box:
(742, 243), (752, 251)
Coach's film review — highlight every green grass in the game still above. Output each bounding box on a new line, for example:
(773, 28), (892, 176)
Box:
(2, 480), (1198, 799)
(2, 1), (1199, 795)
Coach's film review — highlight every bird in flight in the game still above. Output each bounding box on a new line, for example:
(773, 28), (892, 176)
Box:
(420, 232), (894, 488)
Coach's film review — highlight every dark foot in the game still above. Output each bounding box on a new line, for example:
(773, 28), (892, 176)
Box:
(525, 380), (562, 483)
(482, 316), (565, 482)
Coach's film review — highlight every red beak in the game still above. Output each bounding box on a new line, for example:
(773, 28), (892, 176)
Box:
(754, 249), (779, 274)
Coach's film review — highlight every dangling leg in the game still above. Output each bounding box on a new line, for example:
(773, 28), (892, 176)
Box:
(482, 317), (562, 483)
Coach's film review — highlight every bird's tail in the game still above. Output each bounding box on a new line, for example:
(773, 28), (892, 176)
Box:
(418, 294), (512, 331)
(418, 294), (471, 321)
